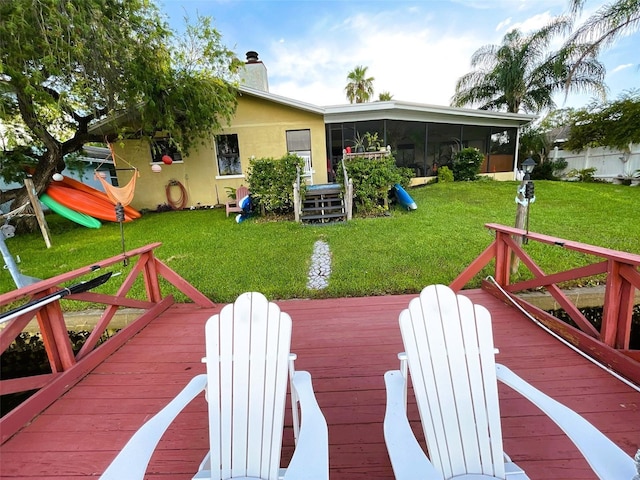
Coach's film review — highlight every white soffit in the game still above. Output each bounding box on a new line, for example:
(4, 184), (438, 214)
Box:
(323, 101), (536, 127)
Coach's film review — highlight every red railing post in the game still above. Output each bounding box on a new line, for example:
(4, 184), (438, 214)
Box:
(36, 292), (76, 372)
(142, 251), (162, 303)
(494, 231), (511, 286)
(601, 259), (635, 349)
(601, 259), (622, 348)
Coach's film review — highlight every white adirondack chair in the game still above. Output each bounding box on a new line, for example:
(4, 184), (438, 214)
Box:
(101, 292), (328, 480)
(383, 284), (637, 480)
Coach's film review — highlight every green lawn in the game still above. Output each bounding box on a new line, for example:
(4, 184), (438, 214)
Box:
(3, 180), (639, 305)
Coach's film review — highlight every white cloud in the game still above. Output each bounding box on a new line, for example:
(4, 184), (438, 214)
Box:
(218, 0), (635, 110)
(509, 12), (556, 33)
(266, 6), (484, 106)
(496, 17), (512, 32)
(611, 63), (634, 74)
(452, 0), (565, 11)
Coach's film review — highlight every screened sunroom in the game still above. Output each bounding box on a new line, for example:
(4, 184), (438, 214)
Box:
(324, 101), (535, 183)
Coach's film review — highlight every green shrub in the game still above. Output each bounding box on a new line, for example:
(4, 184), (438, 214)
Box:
(452, 147), (484, 181)
(532, 158), (568, 180)
(337, 155), (412, 214)
(566, 167), (597, 182)
(437, 166), (454, 183)
(247, 154), (305, 214)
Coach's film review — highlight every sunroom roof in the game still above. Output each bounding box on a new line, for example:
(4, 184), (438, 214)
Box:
(322, 100), (537, 127)
(240, 86), (536, 128)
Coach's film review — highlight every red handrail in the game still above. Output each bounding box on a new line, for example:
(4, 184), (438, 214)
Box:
(0, 243), (215, 443)
(451, 224), (640, 384)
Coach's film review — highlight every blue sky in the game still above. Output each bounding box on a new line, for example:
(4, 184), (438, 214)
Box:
(159, 0), (638, 111)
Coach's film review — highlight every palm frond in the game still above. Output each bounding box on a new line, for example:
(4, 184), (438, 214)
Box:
(570, 0), (640, 47)
(570, 0), (588, 15)
(564, 0), (640, 86)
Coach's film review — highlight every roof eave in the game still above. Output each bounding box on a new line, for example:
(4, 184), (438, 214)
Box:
(238, 86), (325, 115)
(323, 100), (536, 127)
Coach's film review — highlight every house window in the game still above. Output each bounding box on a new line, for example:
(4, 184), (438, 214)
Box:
(215, 134), (242, 176)
(150, 139), (183, 164)
(286, 129), (312, 174)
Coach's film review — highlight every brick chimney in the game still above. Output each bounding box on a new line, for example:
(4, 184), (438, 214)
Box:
(239, 51), (269, 92)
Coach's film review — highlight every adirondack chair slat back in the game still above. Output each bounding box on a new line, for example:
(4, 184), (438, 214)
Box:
(236, 185), (249, 201)
(204, 292), (292, 480)
(399, 284), (505, 479)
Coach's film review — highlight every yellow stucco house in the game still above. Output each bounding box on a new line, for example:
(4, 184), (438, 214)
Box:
(109, 88), (327, 211)
(97, 52), (535, 212)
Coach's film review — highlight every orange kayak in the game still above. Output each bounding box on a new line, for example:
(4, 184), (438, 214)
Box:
(58, 175), (142, 219)
(46, 184), (135, 222)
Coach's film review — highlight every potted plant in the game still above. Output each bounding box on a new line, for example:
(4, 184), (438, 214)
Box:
(352, 132), (366, 153)
(364, 132), (382, 151)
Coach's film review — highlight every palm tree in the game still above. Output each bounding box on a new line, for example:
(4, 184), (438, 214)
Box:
(451, 16), (606, 113)
(565, 0), (639, 81)
(345, 66), (375, 103)
(378, 91), (394, 101)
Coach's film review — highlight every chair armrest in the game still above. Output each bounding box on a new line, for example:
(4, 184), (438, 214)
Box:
(100, 374), (208, 480)
(383, 371), (445, 480)
(284, 371), (329, 480)
(496, 364), (636, 479)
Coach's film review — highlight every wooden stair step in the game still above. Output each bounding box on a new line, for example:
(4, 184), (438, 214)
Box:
(304, 196), (342, 202)
(300, 184), (346, 223)
(305, 187), (342, 195)
(302, 210), (344, 216)
(303, 201), (343, 209)
(301, 212), (346, 221)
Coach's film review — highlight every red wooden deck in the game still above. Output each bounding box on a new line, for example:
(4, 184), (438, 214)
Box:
(1, 290), (639, 479)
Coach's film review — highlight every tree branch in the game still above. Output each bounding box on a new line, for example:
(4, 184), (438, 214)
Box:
(14, 86), (60, 155)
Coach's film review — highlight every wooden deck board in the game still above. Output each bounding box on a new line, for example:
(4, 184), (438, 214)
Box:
(1, 289), (639, 479)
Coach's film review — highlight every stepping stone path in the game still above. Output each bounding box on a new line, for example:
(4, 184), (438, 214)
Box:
(307, 240), (331, 290)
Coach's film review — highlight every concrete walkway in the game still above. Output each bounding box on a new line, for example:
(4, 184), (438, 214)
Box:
(306, 240), (331, 290)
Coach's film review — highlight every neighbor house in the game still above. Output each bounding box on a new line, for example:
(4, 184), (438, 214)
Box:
(0, 146), (116, 215)
(94, 52), (535, 212)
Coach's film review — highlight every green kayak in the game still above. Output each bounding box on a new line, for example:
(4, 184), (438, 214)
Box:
(40, 193), (101, 229)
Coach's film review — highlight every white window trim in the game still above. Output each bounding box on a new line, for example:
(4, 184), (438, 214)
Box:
(215, 174), (245, 180)
(214, 134), (243, 177)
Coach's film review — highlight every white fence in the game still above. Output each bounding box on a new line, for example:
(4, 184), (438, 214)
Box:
(553, 143), (640, 182)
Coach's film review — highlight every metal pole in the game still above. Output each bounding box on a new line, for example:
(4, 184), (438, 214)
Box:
(511, 176), (528, 275)
(0, 226), (40, 289)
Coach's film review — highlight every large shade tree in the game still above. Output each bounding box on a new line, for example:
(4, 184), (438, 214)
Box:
(0, 0), (241, 230)
(563, 89), (640, 151)
(451, 16), (606, 113)
(345, 66), (375, 104)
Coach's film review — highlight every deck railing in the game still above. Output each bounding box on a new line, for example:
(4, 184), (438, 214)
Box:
(451, 224), (640, 385)
(0, 243), (215, 442)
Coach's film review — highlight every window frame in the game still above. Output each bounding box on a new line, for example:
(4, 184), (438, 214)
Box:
(150, 138), (183, 164)
(215, 133), (244, 178)
(286, 129), (312, 175)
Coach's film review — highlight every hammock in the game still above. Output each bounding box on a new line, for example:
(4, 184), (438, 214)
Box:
(95, 171), (138, 207)
(96, 142), (140, 207)
(100, 142), (140, 267)
(1, 202), (32, 222)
